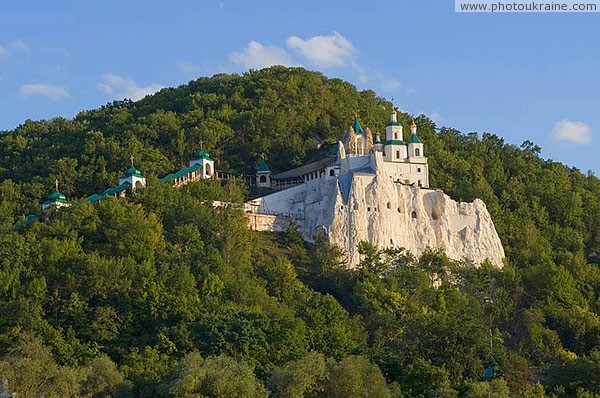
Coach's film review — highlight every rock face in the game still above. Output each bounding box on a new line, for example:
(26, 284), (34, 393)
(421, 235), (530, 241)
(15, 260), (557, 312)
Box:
(248, 153), (505, 267)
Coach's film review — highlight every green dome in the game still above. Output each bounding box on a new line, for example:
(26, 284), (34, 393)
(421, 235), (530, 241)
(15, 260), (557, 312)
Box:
(192, 150), (212, 160)
(43, 189), (68, 207)
(46, 190), (66, 201)
(407, 133), (422, 144)
(121, 166), (144, 179)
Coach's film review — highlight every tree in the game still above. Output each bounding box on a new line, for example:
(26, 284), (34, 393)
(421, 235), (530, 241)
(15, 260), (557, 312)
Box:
(160, 352), (267, 398)
(267, 352), (326, 398)
(322, 356), (391, 398)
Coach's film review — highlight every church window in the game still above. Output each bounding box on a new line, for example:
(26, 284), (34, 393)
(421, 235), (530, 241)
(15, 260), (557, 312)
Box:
(367, 207), (371, 212)
(411, 211), (417, 219)
(387, 202), (391, 209)
(259, 175), (267, 183)
(415, 148), (421, 156)
(390, 239), (394, 245)
(396, 150), (400, 159)
(329, 169), (335, 176)
(417, 167), (421, 172)
(418, 180), (422, 186)
(394, 133), (398, 139)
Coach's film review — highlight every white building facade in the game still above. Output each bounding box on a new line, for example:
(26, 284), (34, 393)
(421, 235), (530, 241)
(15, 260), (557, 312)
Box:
(336, 111), (429, 188)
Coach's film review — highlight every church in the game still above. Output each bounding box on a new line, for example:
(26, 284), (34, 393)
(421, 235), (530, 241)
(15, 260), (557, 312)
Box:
(251, 109), (429, 193)
(246, 110), (505, 267)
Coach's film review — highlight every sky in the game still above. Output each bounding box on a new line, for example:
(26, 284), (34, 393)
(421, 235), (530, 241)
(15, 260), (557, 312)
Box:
(1, 0), (599, 173)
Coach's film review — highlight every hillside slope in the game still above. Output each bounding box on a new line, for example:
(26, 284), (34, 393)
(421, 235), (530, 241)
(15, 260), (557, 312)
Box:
(0, 67), (599, 397)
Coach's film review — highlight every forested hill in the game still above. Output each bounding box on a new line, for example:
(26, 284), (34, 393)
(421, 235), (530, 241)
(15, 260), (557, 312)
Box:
(0, 67), (599, 397)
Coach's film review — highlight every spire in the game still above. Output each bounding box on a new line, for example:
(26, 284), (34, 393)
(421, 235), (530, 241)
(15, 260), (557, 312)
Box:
(42, 179), (69, 210)
(257, 159), (271, 174)
(375, 133), (382, 144)
(408, 120), (422, 144)
(410, 120), (418, 135)
(386, 109), (402, 127)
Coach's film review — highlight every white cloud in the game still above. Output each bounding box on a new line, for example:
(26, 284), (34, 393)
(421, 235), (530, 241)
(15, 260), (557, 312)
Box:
(378, 75), (401, 92)
(19, 83), (69, 100)
(0, 46), (7, 57)
(97, 73), (164, 101)
(286, 31), (354, 68)
(11, 39), (29, 53)
(229, 41), (294, 70)
(551, 120), (591, 145)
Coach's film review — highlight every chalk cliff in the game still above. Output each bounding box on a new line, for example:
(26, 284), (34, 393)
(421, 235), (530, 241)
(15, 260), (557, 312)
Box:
(248, 153), (505, 267)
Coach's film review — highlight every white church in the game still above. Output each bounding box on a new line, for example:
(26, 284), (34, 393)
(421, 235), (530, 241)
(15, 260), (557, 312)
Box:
(253, 109), (429, 192)
(247, 110), (505, 267)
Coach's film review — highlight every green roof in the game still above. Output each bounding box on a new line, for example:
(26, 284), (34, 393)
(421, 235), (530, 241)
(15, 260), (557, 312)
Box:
(42, 190), (69, 207)
(25, 213), (40, 225)
(46, 190), (66, 202)
(328, 142), (340, 155)
(88, 181), (130, 203)
(120, 166), (144, 179)
(192, 150), (211, 160)
(257, 160), (271, 173)
(385, 140), (406, 145)
(408, 133), (422, 144)
(386, 121), (402, 127)
(159, 163), (202, 183)
(352, 118), (365, 134)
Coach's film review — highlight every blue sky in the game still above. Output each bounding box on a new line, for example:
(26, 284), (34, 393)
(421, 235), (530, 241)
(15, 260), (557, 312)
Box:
(1, 0), (599, 172)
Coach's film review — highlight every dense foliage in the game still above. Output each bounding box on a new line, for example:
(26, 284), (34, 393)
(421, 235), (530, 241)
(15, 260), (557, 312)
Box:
(0, 67), (599, 397)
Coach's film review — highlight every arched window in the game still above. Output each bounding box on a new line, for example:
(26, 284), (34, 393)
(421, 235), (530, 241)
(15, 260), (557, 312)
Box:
(329, 169), (335, 176)
(259, 175), (267, 183)
(394, 133), (398, 139)
(411, 211), (417, 219)
(396, 150), (400, 159)
(205, 163), (212, 176)
(415, 148), (421, 156)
